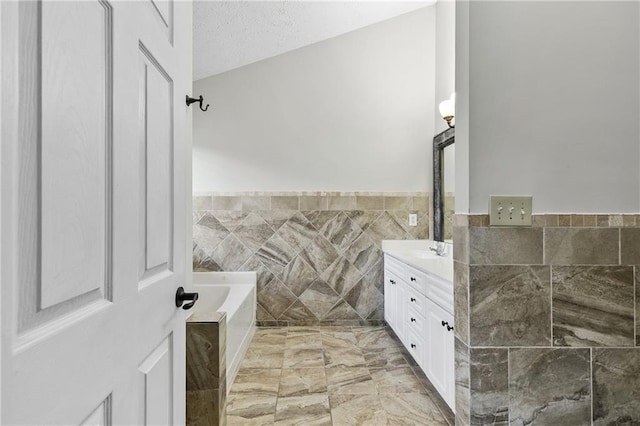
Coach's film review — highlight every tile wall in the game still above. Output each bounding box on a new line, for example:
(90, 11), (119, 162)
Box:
(193, 192), (430, 326)
(453, 214), (640, 425)
(186, 312), (227, 426)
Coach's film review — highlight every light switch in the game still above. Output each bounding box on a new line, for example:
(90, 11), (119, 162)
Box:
(408, 214), (418, 226)
(489, 196), (532, 226)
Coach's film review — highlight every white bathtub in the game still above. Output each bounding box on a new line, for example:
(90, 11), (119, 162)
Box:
(191, 272), (256, 392)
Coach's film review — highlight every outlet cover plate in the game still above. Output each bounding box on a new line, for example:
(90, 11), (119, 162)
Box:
(408, 214), (418, 226)
(489, 196), (533, 226)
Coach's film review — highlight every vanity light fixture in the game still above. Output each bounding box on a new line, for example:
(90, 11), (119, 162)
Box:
(438, 93), (455, 128)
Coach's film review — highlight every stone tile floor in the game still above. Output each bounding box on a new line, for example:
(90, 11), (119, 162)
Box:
(226, 326), (454, 425)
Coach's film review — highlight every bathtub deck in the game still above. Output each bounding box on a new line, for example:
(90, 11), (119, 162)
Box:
(224, 325), (454, 425)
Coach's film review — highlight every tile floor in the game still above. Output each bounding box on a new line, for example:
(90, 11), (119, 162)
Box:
(226, 326), (455, 425)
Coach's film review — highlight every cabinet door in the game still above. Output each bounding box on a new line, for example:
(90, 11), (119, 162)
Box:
(383, 272), (397, 327)
(395, 283), (406, 344)
(425, 299), (455, 410)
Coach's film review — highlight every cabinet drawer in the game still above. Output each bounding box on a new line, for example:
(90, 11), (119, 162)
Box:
(405, 306), (425, 336)
(405, 287), (427, 318)
(403, 265), (427, 295)
(405, 331), (425, 367)
(384, 254), (405, 277)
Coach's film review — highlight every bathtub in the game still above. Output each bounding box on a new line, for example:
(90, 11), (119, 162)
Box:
(191, 271), (256, 391)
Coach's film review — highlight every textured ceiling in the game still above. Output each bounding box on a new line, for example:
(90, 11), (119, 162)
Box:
(193, 1), (434, 81)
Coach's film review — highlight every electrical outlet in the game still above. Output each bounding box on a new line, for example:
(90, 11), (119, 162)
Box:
(489, 196), (532, 226)
(408, 214), (418, 226)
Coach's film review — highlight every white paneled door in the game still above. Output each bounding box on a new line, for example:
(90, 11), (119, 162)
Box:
(1, 1), (191, 424)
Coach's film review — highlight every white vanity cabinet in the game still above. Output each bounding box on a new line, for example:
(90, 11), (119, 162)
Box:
(383, 253), (455, 412)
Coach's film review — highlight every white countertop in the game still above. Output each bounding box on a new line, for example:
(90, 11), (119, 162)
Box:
(382, 240), (454, 282)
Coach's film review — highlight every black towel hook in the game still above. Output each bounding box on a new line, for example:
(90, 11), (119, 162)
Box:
(186, 95), (209, 112)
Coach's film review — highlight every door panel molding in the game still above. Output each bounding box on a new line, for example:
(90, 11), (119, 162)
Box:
(17, 0), (114, 334)
(138, 41), (174, 288)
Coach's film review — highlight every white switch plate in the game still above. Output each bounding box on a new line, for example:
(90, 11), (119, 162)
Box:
(408, 214), (418, 226)
(489, 196), (533, 226)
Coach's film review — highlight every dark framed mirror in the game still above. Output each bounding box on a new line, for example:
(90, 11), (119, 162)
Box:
(433, 127), (455, 242)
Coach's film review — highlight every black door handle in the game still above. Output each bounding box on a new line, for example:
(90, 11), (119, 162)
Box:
(176, 287), (199, 310)
(411, 317), (416, 322)
(410, 277), (417, 282)
(410, 297), (416, 302)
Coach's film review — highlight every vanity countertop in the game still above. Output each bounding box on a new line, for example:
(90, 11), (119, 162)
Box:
(382, 240), (453, 282)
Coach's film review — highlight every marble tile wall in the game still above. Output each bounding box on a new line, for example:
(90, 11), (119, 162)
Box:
(453, 214), (640, 425)
(193, 192), (430, 326)
(187, 313), (227, 426)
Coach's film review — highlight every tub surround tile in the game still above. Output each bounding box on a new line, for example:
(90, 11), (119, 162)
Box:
(356, 196), (384, 210)
(509, 348), (591, 425)
(345, 210), (382, 232)
(279, 256), (317, 297)
(329, 394), (388, 426)
(279, 368), (327, 397)
(321, 212), (363, 254)
(592, 348), (640, 425)
(544, 228), (619, 265)
(256, 210), (295, 232)
(303, 211), (339, 232)
(193, 195), (213, 211)
(242, 196), (270, 212)
(274, 394), (331, 425)
(298, 280), (341, 320)
(453, 225), (469, 263)
(328, 196), (357, 211)
(469, 265), (551, 347)
(552, 266), (634, 347)
(382, 393), (449, 426)
(186, 323), (222, 391)
(212, 234), (252, 271)
(454, 261), (469, 345)
(365, 212), (407, 247)
(345, 233), (381, 275)
(321, 257), (363, 297)
(455, 338), (470, 426)
(193, 244), (222, 272)
(271, 196), (299, 210)
(322, 300), (362, 321)
(468, 227), (543, 265)
(384, 196), (412, 210)
(469, 348), (509, 426)
(187, 389), (224, 426)
(193, 213), (231, 255)
(258, 278), (297, 320)
(300, 195), (329, 211)
(277, 212), (317, 254)
(300, 236), (340, 275)
(344, 278), (383, 319)
(233, 212), (275, 253)
(278, 300), (321, 323)
(621, 228), (640, 264)
(195, 193), (436, 327)
(412, 196), (429, 210)
(212, 196), (242, 211)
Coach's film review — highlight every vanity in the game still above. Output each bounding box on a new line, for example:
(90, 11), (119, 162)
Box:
(382, 240), (455, 412)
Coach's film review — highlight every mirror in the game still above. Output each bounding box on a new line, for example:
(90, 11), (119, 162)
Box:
(433, 127), (455, 242)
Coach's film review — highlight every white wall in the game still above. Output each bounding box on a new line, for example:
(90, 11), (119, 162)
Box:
(193, 7), (436, 193)
(434, 0), (456, 134)
(456, 1), (640, 214)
